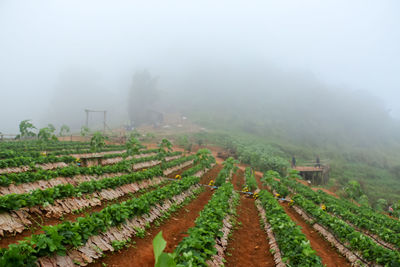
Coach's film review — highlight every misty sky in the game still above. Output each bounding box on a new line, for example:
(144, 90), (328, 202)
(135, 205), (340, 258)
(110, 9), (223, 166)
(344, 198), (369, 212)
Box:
(1, 0), (399, 133)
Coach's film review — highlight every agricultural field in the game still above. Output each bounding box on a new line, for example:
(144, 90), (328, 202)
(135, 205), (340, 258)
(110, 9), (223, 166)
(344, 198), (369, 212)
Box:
(0, 137), (399, 267)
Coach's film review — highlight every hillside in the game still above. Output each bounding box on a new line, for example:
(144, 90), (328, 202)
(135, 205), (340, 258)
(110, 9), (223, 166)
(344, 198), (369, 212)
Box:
(162, 65), (400, 206)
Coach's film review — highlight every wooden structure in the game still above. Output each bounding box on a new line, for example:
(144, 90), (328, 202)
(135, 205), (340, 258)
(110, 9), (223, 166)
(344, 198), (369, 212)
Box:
(85, 109), (108, 133)
(294, 164), (330, 185)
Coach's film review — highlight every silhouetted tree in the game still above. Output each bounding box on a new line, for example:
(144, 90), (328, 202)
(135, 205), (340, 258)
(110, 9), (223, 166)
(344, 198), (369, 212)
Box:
(128, 70), (158, 126)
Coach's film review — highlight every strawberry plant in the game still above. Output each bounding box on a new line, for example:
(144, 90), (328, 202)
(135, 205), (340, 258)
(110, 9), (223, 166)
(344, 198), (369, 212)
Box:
(0, 151), (178, 186)
(193, 149), (214, 169)
(215, 157), (238, 186)
(244, 167), (257, 191)
(0, 176), (201, 266)
(258, 190), (323, 266)
(285, 178), (400, 250)
(279, 178), (400, 265)
(174, 183), (239, 266)
(90, 132), (108, 152)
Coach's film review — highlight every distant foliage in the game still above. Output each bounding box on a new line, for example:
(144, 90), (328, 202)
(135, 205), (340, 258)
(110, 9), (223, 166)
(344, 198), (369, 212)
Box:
(90, 132), (108, 152)
(80, 126), (90, 137)
(158, 138), (172, 154)
(126, 135), (143, 155)
(59, 125), (70, 136)
(191, 132), (289, 175)
(17, 120), (36, 139)
(344, 180), (364, 201)
(375, 198), (388, 212)
(38, 125), (57, 142)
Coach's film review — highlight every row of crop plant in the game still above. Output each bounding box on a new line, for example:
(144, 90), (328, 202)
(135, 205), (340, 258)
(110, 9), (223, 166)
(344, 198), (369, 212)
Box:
(263, 173), (400, 266)
(0, 151), (217, 266)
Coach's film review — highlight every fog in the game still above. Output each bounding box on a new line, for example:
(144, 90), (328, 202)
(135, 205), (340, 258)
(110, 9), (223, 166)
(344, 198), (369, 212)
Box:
(1, 0), (399, 137)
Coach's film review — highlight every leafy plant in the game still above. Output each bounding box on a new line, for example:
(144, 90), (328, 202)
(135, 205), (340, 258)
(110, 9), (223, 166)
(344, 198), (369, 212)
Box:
(344, 180), (364, 201)
(38, 126), (57, 142)
(244, 167), (257, 191)
(258, 190), (323, 266)
(80, 126), (90, 137)
(283, 178), (400, 263)
(287, 169), (301, 180)
(126, 135), (143, 155)
(376, 198), (388, 212)
(0, 175), (201, 265)
(59, 125), (70, 136)
(174, 183), (239, 266)
(18, 120), (36, 139)
(153, 231), (176, 267)
(111, 239), (130, 250)
(159, 138), (173, 154)
(262, 171), (289, 198)
(193, 149), (215, 169)
(215, 157), (238, 186)
(90, 132), (108, 152)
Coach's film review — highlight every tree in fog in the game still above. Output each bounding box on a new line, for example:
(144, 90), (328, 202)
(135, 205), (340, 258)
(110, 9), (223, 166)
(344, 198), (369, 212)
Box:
(17, 120), (36, 139)
(128, 70), (159, 127)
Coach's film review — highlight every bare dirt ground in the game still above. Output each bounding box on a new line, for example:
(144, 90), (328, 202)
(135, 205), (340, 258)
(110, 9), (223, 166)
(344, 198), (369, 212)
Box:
(90, 165), (220, 267)
(225, 169), (275, 267)
(0, 161), (187, 249)
(281, 202), (350, 266)
(252, 174), (351, 267)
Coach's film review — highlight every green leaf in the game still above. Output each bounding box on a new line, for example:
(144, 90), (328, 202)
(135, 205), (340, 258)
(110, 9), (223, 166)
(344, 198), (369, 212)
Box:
(153, 231), (176, 267)
(153, 231), (167, 265)
(157, 253), (176, 267)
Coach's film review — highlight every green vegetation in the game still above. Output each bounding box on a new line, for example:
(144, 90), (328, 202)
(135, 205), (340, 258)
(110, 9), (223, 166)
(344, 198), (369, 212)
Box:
(17, 119), (36, 139)
(258, 190), (323, 266)
(80, 126), (90, 137)
(0, 167), (162, 211)
(0, 175), (200, 266)
(244, 167), (257, 191)
(215, 157), (238, 186)
(90, 131), (108, 152)
(59, 125), (70, 136)
(37, 125), (57, 142)
(261, 170), (290, 198)
(186, 130), (400, 208)
(266, 177), (400, 265)
(193, 149), (214, 169)
(125, 135), (143, 155)
(174, 183), (239, 266)
(159, 138), (173, 154)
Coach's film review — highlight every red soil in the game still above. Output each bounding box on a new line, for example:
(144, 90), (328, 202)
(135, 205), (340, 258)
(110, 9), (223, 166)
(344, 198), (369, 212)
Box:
(281, 202), (350, 267)
(253, 172), (350, 266)
(225, 169), (275, 267)
(89, 165), (221, 267)
(90, 188), (214, 267)
(200, 164), (223, 184)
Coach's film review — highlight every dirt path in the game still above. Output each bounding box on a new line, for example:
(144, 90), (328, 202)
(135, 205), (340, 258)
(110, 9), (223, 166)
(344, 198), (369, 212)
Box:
(232, 169), (243, 191)
(252, 171), (350, 266)
(90, 183), (216, 266)
(281, 202), (350, 266)
(0, 162), (194, 249)
(225, 169), (275, 267)
(200, 164), (222, 184)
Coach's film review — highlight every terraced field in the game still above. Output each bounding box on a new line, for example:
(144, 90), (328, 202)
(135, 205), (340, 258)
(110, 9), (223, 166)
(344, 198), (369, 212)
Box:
(0, 140), (399, 266)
